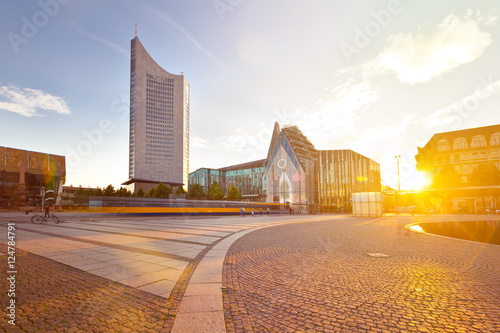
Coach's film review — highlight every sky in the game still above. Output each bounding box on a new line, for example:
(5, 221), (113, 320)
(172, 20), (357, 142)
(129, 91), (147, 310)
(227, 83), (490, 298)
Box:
(1, 0), (500, 191)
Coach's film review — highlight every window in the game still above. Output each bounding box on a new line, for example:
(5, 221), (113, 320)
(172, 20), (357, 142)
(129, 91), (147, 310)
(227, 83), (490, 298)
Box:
(490, 133), (500, 146)
(437, 140), (449, 151)
(471, 135), (487, 148)
(453, 138), (468, 150)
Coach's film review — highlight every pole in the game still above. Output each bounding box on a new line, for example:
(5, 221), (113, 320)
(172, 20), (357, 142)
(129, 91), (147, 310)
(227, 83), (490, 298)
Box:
(395, 155), (401, 210)
(395, 155), (401, 191)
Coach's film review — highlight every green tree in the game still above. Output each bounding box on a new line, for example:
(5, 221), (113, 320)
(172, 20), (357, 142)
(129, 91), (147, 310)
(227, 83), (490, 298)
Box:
(155, 182), (172, 198)
(227, 185), (242, 201)
(186, 183), (206, 200)
(207, 181), (224, 200)
(469, 163), (500, 186)
(95, 188), (104, 196)
(175, 186), (186, 194)
(115, 187), (132, 197)
(469, 163), (500, 211)
(148, 188), (156, 197)
(104, 184), (115, 196)
(136, 187), (145, 198)
(430, 165), (461, 189)
(76, 188), (87, 197)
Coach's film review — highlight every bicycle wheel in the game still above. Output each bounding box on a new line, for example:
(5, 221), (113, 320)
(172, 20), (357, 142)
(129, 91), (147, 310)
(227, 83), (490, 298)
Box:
(31, 215), (44, 224)
(50, 215), (59, 224)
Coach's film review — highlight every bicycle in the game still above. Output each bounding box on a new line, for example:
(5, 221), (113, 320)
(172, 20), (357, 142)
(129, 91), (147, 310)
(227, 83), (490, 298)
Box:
(31, 213), (59, 224)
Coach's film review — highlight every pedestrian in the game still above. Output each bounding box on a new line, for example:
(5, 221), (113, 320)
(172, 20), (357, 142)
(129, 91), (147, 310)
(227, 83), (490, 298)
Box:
(251, 208), (254, 216)
(44, 205), (50, 218)
(24, 206), (29, 215)
(259, 208), (262, 216)
(267, 208), (270, 215)
(240, 208), (244, 217)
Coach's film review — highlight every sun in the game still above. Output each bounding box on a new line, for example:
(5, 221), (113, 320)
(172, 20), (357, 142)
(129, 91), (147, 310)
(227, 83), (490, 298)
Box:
(407, 171), (430, 191)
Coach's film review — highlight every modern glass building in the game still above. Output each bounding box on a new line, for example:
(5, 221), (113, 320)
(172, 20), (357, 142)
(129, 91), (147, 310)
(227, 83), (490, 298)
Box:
(188, 159), (267, 201)
(189, 122), (381, 211)
(315, 150), (381, 211)
(126, 34), (189, 191)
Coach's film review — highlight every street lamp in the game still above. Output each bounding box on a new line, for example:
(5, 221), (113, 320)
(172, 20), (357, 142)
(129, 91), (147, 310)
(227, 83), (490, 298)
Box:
(395, 155), (401, 191)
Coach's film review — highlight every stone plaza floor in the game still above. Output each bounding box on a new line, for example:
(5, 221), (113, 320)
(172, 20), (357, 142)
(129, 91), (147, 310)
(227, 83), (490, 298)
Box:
(0, 212), (499, 332)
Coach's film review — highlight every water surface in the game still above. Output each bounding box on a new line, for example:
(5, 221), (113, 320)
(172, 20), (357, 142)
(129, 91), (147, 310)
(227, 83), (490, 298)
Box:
(415, 220), (500, 245)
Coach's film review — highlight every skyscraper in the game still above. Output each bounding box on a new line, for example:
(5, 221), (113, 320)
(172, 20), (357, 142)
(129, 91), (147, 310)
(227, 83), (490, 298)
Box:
(127, 35), (189, 191)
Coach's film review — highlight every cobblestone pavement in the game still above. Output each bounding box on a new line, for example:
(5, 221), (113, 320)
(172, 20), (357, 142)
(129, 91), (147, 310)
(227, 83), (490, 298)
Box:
(0, 212), (318, 332)
(223, 215), (500, 332)
(0, 243), (169, 333)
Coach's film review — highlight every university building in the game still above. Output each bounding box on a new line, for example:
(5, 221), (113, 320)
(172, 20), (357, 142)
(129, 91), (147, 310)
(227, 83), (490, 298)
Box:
(0, 146), (66, 208)
(189, 159), (267, 201)
(416, 124), (500, 213)
(189, 123), (381, 212)
(124, 33), (189, 192)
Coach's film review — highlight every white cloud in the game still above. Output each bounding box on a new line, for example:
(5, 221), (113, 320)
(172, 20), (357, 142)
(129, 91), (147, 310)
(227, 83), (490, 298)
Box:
(352, 114), (417, 151)
(277, 66), (380, 147)
(424, 76), (500, 129)
(376, 10), (495, 84)
(0, 85), (71, 117)
(190, 136), (210, 148)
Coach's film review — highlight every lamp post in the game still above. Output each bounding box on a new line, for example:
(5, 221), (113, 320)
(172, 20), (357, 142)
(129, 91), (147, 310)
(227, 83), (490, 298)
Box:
(395, 155), (401, 191)
(395, 155), (401, 210)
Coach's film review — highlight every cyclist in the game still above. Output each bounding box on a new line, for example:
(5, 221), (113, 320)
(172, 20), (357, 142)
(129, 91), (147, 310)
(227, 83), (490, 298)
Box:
(44, 205), (50, 218)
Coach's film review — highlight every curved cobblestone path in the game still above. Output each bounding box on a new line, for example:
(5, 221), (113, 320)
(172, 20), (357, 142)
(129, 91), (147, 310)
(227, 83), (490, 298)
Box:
(223, 216), (500, 332)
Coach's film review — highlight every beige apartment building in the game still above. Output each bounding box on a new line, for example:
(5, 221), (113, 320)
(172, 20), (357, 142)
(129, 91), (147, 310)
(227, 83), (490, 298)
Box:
(416, 124), (500, 213)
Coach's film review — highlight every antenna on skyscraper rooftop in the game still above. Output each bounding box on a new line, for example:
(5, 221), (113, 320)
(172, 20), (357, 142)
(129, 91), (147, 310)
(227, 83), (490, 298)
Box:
(135, 24), (137, 37)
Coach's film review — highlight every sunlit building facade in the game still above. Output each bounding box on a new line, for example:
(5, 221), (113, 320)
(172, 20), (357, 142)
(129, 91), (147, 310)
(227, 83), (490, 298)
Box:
(0, 146), (66, 208)
(127, 35), (189, 191)
(189, 122), (381, 211)
(416, 124), (500, 212)
(315, 150), (381, 210)
(188, 159), (267, 201)
(264, 125), (317, 205)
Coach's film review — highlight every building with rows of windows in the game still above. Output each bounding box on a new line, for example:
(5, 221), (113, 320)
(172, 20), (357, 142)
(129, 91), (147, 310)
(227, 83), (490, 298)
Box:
(124, 34), (189, 192)
(189, 159), (267, 201)
(415, 124), (500, 213)
(0, 146), (66, 208)
(189, 122), (381, 212)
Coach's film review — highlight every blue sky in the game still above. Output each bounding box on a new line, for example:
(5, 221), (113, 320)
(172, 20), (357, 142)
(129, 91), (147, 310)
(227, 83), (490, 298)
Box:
(1, 0), (500, 190)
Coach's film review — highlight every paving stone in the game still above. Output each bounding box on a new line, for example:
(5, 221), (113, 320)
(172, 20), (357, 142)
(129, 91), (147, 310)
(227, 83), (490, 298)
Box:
(222, 215), (500, 332)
